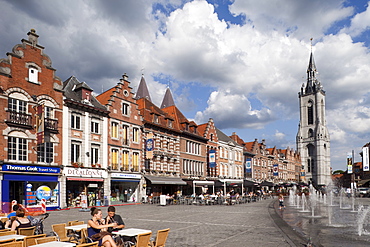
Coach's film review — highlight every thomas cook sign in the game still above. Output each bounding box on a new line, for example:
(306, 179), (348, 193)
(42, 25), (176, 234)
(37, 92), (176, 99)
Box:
(63, 167), (108, 178)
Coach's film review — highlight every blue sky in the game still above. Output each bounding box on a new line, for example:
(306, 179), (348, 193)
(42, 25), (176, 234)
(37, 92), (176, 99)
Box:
(1, 0), (370, 171)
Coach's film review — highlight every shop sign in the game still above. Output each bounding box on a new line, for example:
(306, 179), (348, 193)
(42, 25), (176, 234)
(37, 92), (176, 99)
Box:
(111, 173), (141, 179)
(63, 167), (108, 178)
(2, 164), (60, 173)
(36, 185), (52, 200)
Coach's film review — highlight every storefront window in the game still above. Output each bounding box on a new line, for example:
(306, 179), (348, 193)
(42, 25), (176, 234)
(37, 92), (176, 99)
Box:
(25, 182), (59, 207)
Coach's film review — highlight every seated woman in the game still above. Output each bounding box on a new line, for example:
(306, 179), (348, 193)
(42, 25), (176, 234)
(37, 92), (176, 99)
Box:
(88, 207), (118, 247)
(11, 208), (32, 231)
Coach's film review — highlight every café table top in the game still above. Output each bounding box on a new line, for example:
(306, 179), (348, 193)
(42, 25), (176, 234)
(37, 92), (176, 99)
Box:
(0, 234), (27, 240)
(31, 241), (76, 247)
(65, 224), (88, 231)
(112, 228), (152, 237)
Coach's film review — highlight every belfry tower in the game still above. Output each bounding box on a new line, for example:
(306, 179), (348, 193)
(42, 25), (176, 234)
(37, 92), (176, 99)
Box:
(297, 52), (331, 187)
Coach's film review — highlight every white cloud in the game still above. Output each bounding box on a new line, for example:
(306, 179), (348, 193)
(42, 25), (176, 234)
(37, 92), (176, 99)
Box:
(194, 90), (274, 129)
(230, 0), (353, 39)
(341, 2), (370, 37)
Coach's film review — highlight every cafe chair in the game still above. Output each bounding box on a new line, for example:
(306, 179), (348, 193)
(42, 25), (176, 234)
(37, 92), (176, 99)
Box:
(150, 228), (170, 247)
(23, 234), (46, 247)
(0, 239), (15, 245)
(67, 220), (85, 240)
(52, 223), (69, 241)
(134, 232), (152, 247)
(76, 241), (99, 247)
(0, 229), (11, 233)
(68, 220), (85, 226)
(18, 226), (35, 236)
(35, 236), (58, 244)
(0, 241), (22, 247)
(0, 230), (16, 236)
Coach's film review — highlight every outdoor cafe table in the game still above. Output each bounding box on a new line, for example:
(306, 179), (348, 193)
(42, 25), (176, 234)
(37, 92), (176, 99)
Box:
(112, 228), (152, 237)
(65, 224), (88, 231)
(31, 241), (76, 247)
(0, 234), (26, 241)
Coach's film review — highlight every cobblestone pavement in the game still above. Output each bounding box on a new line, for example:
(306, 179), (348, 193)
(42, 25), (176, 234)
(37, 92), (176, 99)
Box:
(43, 198), (306, 247)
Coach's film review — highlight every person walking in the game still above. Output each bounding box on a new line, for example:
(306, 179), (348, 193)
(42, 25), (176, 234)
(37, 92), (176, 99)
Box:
(278, 194), (285, 210)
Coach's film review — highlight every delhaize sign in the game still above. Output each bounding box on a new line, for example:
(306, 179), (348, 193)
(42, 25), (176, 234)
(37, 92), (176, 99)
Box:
(63, 167), (108, 178)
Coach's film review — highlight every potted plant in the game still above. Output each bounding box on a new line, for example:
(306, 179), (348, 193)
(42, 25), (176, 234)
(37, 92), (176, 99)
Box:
(72, 162), (79, 168)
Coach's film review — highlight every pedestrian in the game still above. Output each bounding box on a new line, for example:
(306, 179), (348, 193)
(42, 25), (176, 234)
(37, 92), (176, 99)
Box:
(278, 194), (285, 209)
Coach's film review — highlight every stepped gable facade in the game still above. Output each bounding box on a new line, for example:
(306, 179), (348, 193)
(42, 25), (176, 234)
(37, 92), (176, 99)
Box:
(0, 29), (64, 209)
(198, 118), (219, 178)
(96, 73), (143, 204)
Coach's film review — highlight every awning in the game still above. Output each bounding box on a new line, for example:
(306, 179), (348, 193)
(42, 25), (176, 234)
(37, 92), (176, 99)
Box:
(358, 179), (370, 186)
(260, 181), (274, 187)
(67, 177), (104, 182)
(111, 179), (140, 183)
(144, 175), (186, 185)
(244, 179), (258, 187)
(193, 181), (215, 186)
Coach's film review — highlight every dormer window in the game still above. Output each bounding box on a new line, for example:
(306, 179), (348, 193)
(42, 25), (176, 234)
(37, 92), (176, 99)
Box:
(28, 67), (38, 84)
(168, 119), (173, 128)
(153, 114), (159, 124)
(184, 123), (189, 131)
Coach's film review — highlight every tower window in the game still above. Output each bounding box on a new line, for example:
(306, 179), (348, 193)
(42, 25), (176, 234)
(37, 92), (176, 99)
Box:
(308, 129), (313, 137)
(307, 101), (313, 125)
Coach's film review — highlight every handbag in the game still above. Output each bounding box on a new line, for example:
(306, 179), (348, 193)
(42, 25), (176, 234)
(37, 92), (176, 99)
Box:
(91, 231), (112, 241)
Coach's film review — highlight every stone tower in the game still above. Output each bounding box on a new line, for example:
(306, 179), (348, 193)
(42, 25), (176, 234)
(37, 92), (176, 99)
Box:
(296, 52), (331, 187)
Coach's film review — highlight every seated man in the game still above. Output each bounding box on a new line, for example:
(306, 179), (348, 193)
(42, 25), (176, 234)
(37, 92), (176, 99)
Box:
(105, 206), (126, 244)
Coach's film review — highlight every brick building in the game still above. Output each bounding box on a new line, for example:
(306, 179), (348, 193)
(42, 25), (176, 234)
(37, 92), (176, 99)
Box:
(96, 74), (143, 204)
(136, 78), (185, 196)
(0, 30), (64, 210)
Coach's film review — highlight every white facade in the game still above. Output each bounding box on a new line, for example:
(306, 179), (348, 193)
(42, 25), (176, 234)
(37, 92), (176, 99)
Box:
(296, 53), (331, 187)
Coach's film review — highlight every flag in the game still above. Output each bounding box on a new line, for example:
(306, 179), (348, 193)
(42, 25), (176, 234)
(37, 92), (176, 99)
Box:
(363, 147), (369, 171)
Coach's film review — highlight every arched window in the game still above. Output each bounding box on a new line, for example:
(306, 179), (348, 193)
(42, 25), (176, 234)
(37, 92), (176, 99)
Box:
(8, 131), (28, 161)
(308, 129), (313, 137)
(307, 100), (314, 125)
(307, 144), (315, 173)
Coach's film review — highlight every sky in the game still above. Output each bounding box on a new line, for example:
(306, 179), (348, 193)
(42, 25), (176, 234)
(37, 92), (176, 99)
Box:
(1, 0), (370, 172)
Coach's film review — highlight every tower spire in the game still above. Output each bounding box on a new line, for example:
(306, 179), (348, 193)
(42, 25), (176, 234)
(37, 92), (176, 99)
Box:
(135, 76), (152, 102)
(160, 87), (175, 108)
(305, 50), (318, 94)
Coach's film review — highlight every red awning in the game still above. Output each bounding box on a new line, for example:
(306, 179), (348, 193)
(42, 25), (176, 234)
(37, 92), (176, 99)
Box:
(67, 177), (104, 182)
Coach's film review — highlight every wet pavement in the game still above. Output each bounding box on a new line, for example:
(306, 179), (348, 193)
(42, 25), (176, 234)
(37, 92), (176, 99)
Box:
(42, 198), (307, 247)
(278, 197), (370, 247)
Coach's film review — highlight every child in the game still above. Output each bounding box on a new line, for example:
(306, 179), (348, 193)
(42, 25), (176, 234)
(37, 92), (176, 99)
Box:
(279, 194), (285, 209)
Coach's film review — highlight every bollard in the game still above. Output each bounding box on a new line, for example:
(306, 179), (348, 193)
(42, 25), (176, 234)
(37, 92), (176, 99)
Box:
(41, 198), (46, 213)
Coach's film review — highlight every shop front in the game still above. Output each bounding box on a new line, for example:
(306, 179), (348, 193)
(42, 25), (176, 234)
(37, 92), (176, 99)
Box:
(217, 179), (244, 195)
(1, 164), (61, 211)
(110, 173), (141, 204)
(63, 167), (107, 208)
(144, 175), (186, 196)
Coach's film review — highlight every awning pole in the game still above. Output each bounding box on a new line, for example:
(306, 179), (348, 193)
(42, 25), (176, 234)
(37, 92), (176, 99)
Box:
(193, 181), (195, 196)
(224, 182), (226, 201)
